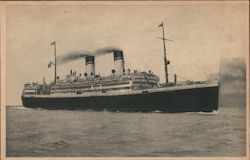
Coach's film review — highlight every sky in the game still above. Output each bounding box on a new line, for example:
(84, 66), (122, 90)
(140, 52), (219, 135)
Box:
(4, 1), (248, 105)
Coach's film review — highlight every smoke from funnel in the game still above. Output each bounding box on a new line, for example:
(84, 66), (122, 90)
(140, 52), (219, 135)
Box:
(93, 46), (121, 56)
(57, 46), (121, 65)
(57, 50), (91, 65)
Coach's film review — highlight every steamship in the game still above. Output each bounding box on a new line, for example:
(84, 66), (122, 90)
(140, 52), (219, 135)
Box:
(21, 23), (219, 112)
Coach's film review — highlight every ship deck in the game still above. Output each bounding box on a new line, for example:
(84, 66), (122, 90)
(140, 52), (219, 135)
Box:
(22, 82), (219, 98)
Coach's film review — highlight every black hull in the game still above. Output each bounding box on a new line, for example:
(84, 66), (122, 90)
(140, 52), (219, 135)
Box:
(22, 86), (219, 112)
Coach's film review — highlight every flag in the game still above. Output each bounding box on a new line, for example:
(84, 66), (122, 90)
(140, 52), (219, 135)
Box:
(50, 41), (55, 45)
(158, 22), (163, 27)
(48, 62), (52, 68)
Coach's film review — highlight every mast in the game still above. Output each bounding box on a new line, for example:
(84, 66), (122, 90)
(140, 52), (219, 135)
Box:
(50, 41), (57, 84)
(158, 22), (170, 85)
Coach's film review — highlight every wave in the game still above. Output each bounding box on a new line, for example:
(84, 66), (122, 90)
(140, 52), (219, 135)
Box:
(7, 106), (219, 115)
(153, 110), (163, 113)
(185, 110), (219, 116)
(198, 110), (219, 115)
(36, 107), (45, 110)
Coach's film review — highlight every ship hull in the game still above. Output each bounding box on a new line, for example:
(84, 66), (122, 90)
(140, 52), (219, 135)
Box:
(22, 85), (219, 112)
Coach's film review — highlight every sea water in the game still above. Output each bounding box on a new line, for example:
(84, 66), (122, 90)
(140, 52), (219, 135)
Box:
(6, 106), (246, 157)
